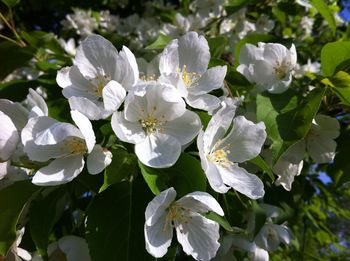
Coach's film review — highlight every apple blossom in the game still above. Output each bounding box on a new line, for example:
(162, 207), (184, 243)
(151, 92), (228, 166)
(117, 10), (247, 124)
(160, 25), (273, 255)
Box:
(197, 99), (266, 198)
(111, 82), (201, 168)
(158, 31), (227, 111)
(237, 42), (297, 93)
(144, 187), (224, 261)
(57, 34), (139, 120)
(21, 110), (112, 185)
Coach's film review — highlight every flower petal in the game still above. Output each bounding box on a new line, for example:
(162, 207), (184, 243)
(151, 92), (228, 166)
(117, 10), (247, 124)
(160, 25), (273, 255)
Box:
(32, 155), (84, 186)
(68, 96), (110, 120)
(135, 134), (181, 168)
(145, 187), (177, 226)
(218, 164), (265, 199)
(178, 32), (210, 74)
(175, 213), (220, 261)
(145, 212), (173, 258)
(86, 145), (112, 174)
(222, 116), (266, 163)
(177, 191), (224, 216)
(0, 111), (19, 162)
(57, 236), (91, 261)
(71, 110), (96, 153)
(102, 80), (126, 112)
(192, 66), (227, 95)
(163, 110), (201, 145)
(111, 111), (146, 144)
(186, 93), (221, 112)
(159, 39), (179, 74)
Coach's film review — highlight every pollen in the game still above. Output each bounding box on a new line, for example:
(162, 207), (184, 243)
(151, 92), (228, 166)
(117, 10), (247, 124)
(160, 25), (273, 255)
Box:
(65, 137), (87, 155)
(207, 140), (233, 168)
(139, 115), (166, 134)
(163, 203), (191, 233)
(274, 61), (291, 80)
(180, 65), (200, 87)
(90, 74), (111, 97)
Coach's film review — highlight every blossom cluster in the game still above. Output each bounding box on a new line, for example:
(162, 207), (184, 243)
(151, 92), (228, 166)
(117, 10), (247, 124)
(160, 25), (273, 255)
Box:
(0, 0), (345, 260)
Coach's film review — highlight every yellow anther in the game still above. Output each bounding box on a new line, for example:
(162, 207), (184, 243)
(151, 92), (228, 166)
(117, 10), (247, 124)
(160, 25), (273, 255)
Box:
(207, 141), (233, 168)
(163, 203), (191, 233)
(180, 65), (200, 87)
(66, 137), (87, 155)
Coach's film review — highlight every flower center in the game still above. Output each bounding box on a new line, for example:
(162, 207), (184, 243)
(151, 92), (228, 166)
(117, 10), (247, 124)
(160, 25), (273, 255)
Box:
(207, 140), (233, 168)
(65, 137), (87, 155)
(180, 65), (200, 87)
(139, 116), (166, 134)
(163, 203), (191, 233)
(274, 61), (291, 80)
(267, 227), (278, 242)
(89, 74), (111, 97)
(140, 73), (157, 82)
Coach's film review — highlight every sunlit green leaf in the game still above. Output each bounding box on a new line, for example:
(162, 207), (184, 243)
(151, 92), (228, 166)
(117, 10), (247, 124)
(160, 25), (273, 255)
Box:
(321, 41), (350, 77)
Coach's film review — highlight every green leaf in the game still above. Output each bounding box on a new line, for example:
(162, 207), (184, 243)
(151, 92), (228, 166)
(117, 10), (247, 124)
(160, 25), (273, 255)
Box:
(256, 88), (325, 164)
(0, 42), (33, 81)
(1, 0), (20, 7)
(327, 71), (350, 105)
(321, 41), (350, 77)
(139, 153), (206, 197)
(29, 187), (69, 258)
(99, 148), (138, 193)
(208, 36), (228, 58)
(86, 180), (154, 261)
(234, 34), (279, 67)
(252, 201), (267, 237)
(145, 34), (172, 50)
(310, 0), (336, 32)
(249, 155), (274, 181)
(0, 180), (40, 256)
(0, 79), (40, 101)
(202, 212), (234, 232)
(225, 0), (255, 15)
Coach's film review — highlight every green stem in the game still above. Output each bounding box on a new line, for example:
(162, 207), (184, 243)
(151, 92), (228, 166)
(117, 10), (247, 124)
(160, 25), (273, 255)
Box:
(0, 33), (22, 46)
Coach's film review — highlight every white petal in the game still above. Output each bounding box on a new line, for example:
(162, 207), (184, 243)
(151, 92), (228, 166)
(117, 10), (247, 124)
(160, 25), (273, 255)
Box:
(27, 88), (48, 116)
(191, 66), (227, 95)
(159, 39), (179, 74)
(186, 93), (221, 112)
(68, 96), (109, 120)
(56, 66), (72, 88)
(205, 162), (230, 194)
(17, 248), (32, 260)
(252, 247), (269, 261)
(222, 116), (266, 163)
(145, 187), (177, 226)
(255, 224), (291, 251)
(145, 212), (173, 258)
(118, 46), (139, 89)
(177, 191), (224, 216)
(218, 164), (265, 199)
(74, 34), (119, 79)
(163, 110), (201, 145)
(32, 155), (84, 186)
(239, 43), (264, 65)
(135, 134), (181, 168)
(0, 99), (29, 130)
(203, 99), (237, 151)
(58, 236), (91, 261)
(71, 110), (95, 153)
(175, 213), (220, 261)
(86, 145), (112, 174)
(102, 80), (126, 112)
(34, 122), (82, 145)
(0, 111), (19, 162)
(111, 111), (146, 144)
(263, 43), (288, 65)
(178, 32), (210, 74)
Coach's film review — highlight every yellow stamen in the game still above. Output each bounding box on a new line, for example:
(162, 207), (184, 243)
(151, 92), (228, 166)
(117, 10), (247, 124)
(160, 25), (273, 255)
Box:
(65, 137), (87, 155)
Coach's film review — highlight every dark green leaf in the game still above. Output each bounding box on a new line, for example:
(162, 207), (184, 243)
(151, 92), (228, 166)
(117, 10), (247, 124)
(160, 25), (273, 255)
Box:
(256, 88), (325, 164)
(321, 41), (350, 77)
(139, 153), (206, 197)
(249, 155), (274, 181)
(225, 0), (255, 15)
(202, 212), (233, 232)
(86, 180), (154, 261)
(310, 0), (336, 32)
(99, 148), (138, 193)
(208, 36), (228, 58)
(0, 180), (40, 256)
(1, 0), (20, 7)
(252, 201), (267, 237)
(29, 187), (69, 258)
(326, 71), (350, 105)
(0, 42), (33, 81)
(145, 34), (172, 50)
(0, 79), (40, 101)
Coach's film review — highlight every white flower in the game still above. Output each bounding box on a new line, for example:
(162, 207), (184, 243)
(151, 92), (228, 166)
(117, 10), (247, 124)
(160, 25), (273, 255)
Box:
(61, 9), (98, 37)
(0, 111), (19, 162)
(4, 228), (32, 261)
(294, 59), (320, 78)
(197, 99), (266, 198)
(57, 34), (139, 120)
(255, 14), (275, 33)
(58, 38), (76, 56)
(31, 235), (91, 261)
(237, 42), (297, 94)
(255, 224), (292, 252)
(0, 161), (29, 190)
(111, 82), (201, 168)
(21, 110), (111, 185)
(273, 141), (305, 191)
(144, 187), (224, 261)
(158, 31), (226, 111)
